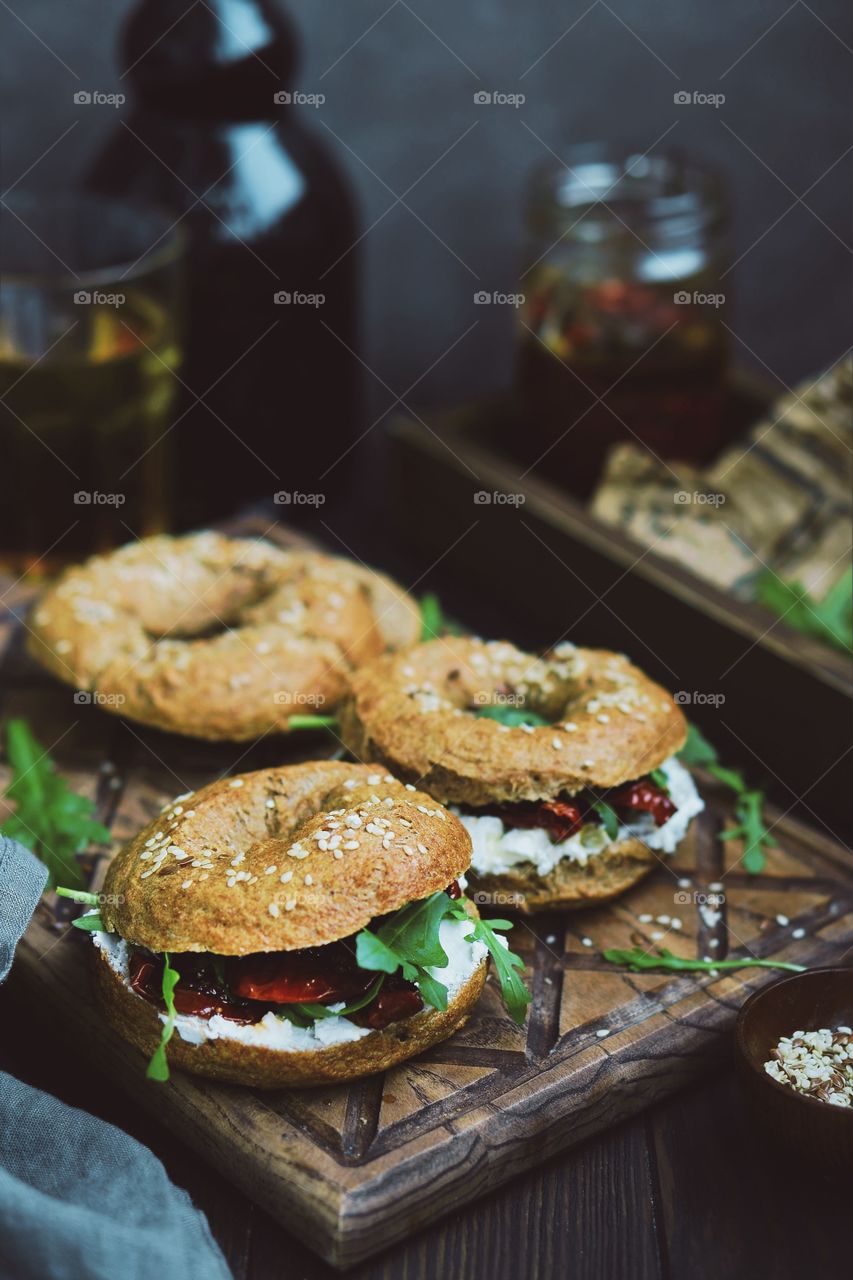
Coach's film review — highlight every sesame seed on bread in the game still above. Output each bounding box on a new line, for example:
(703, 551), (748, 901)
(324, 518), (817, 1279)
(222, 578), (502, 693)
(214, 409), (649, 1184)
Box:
(338, 638), (688, 806)
(101, 761), (472, 954)
(27, 533), (420, 741)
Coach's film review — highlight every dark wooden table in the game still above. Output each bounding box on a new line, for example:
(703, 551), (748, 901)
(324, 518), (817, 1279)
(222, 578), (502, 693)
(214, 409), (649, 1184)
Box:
(1, 1006), (848, 1280)
(2, 505), (848, 1278)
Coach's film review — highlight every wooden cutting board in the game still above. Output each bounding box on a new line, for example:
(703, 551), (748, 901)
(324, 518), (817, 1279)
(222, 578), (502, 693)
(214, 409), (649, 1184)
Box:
(3, 521), (852, 1268)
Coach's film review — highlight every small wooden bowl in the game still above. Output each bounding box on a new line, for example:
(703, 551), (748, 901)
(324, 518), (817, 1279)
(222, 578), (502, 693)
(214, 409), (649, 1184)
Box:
(735, 968), (853, 1169)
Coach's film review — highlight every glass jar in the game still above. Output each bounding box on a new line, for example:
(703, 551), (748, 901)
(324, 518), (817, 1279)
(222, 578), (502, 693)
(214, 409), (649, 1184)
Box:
(518, 145), (730, 496)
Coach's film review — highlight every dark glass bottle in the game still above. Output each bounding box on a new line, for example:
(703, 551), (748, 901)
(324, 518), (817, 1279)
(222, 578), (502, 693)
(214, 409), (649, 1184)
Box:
(89, 0), (362, 527)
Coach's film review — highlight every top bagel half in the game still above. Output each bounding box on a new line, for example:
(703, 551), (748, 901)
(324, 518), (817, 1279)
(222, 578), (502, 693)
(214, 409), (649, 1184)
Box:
(338, 636), (687, 805)
(101, 760), (473, 954)
(27, 533), (420, 740)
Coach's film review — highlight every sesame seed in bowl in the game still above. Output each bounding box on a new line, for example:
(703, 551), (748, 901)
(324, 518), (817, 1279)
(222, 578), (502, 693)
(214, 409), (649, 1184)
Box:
(735, 968), (853, 1170)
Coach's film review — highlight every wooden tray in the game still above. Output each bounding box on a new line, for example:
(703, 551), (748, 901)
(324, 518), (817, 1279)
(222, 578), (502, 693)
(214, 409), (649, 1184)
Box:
(386, 395), (852, 842)
(4, 523), (853, 1267)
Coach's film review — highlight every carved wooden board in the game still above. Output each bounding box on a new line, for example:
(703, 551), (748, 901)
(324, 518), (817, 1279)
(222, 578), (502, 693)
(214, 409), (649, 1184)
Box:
(3, 523), (852, 1267)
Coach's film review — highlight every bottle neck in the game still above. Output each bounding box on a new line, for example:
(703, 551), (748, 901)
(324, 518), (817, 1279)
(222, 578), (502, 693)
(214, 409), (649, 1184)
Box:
(121, 0), (298, 122)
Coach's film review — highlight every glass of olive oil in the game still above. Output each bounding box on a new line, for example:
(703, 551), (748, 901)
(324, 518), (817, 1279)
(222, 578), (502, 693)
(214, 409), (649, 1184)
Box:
(0, 194), (183, 574)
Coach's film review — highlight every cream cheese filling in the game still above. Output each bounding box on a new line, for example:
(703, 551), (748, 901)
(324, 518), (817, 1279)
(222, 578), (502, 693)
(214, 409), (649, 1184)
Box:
(92, 915), (487, 1052)
(456, 756), (703, 878)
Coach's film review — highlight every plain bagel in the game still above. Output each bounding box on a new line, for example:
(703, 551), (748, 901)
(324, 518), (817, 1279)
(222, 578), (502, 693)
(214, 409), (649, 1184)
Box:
(28, 533), (420, 740)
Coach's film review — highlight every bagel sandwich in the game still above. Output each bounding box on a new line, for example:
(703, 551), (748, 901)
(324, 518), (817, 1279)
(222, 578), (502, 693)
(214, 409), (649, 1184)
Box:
(62, 762), (529, 1087)
(338, 638), (705, 912)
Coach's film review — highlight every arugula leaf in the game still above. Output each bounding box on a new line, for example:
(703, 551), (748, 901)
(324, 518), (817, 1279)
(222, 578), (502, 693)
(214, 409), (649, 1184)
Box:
(420, 592), (444, 640)
(71, 911), (104, 932)
(419, 593), (464, 640)
(677, 722), (719, 767)
(1, 718), (111, 890)
(146, 953), (180, 1082)
(755, 567), (852, 654)
(707, 763), (744, 792)
(411, 969), (450, 1012)
(592, 800), (619, 841)
(717, 784), (776, 872)
(56, 887), (100, 905)
(372, 893), (453, 971)
(298, 975), (385, 1020)
(460, 914), (530, 1025)
(678, 724), (773, 874)
(474, 704), (550, 728)
(356, 892), (452, 1010)
(286, 714), (339, 732)
(273, 1005), (314, 1029)
(356, 929), (405, 975)
(603, 946), (805, 975)
(649, 767), (670, 792)
(356, 890), (529, 1023)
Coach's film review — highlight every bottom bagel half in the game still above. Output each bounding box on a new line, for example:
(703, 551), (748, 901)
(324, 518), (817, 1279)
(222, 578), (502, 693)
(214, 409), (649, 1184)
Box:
(469, 836), (658, 914)
(93, 943), (487, 1089)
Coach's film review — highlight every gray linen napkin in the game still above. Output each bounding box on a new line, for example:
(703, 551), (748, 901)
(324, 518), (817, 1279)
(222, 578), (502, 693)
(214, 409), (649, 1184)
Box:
(0, 836), (231, 1280)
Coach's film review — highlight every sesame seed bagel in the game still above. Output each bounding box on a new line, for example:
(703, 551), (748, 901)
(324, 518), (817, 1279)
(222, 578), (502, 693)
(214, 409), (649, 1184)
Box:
(92, 941), (487, 1088)
(101, 761), (472, 954)
(27, 533), (420, 740)
(471, 835), (657, 914)
(338, 637), (688, 806)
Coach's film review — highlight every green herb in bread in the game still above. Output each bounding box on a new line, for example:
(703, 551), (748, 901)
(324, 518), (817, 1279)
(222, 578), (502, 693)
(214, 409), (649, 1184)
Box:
(68, 761), (529, 1087)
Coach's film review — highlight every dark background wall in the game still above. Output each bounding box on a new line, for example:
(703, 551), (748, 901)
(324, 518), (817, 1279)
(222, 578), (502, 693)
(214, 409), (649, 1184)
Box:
(2, 0), (851, 411)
